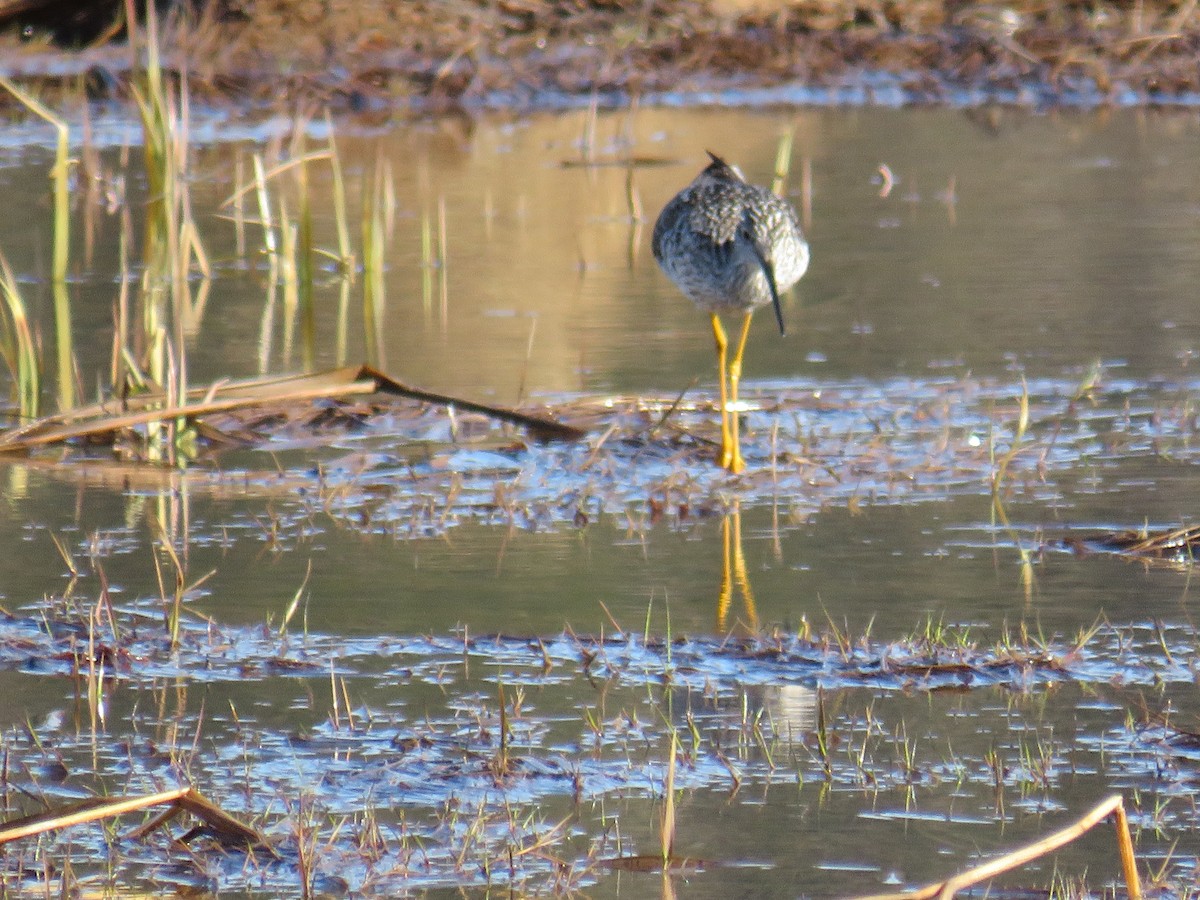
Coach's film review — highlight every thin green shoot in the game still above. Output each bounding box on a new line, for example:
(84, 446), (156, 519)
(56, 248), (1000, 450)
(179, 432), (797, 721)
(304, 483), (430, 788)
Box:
(771, 127), (794, 197)
(279, 559), (313, 639)
(296, 150), (316, 371)
(361, 156), (387, 367)
(323, 113), (353, 269)
(278, 194), (299, 366)
(993, 375), (1030, 491)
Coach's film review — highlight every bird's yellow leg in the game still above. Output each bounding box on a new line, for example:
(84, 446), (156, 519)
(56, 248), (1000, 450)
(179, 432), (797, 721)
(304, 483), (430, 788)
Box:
(725, 311), (755, 474)
(711, 313), (733, 469)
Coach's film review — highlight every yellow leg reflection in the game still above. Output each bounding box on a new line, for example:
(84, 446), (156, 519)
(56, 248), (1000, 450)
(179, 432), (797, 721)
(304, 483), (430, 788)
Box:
(715, 502), (759, 634)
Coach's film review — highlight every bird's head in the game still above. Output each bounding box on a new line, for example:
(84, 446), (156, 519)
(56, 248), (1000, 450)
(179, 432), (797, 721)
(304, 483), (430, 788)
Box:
(701, 151), (747, 184)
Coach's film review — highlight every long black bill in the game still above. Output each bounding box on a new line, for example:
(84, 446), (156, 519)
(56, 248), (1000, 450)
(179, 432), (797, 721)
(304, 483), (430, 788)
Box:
(748, 241), (786, 336)
(768, 273), (785, 336)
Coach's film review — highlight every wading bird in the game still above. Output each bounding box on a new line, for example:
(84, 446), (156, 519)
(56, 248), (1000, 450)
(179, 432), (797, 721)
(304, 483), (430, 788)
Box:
(652, 152), (809, 473)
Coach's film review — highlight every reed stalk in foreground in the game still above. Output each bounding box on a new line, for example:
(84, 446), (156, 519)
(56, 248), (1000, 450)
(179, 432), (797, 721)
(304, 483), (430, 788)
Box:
(324, 115), (354, 366)
(990, 378), (1035, 601)
(660, 729), (677, 863)
(292, 133), (317, 371)
(853, 793), (1140, 900)
(771, 126), (794, 198)
(127, 1), (212, 460)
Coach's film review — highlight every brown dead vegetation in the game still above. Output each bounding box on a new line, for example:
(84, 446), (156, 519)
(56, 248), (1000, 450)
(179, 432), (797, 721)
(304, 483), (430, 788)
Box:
(1, 0), (1198, 108)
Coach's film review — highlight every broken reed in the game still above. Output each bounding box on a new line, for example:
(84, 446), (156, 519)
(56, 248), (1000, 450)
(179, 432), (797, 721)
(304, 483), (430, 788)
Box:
(855, 794), (1140, 900)
(0, 786), (272, 854)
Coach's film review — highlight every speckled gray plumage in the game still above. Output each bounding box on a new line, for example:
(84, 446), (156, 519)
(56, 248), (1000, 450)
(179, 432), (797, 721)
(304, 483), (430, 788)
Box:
(652, 152), (809, 333)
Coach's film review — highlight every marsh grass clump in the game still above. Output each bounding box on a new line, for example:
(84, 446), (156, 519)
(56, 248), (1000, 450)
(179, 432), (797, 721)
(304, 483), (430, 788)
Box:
(0, 12), (417, 464)
(125, 3), (213, 462)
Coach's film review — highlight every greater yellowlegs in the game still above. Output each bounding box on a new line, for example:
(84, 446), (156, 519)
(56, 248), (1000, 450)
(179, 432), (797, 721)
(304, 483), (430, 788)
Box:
(652, 151), (809, 473)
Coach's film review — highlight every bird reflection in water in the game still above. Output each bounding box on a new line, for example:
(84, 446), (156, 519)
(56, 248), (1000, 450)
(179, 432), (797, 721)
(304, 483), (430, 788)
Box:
(714, 502), (817, 737)
(715, 501), (758, 635)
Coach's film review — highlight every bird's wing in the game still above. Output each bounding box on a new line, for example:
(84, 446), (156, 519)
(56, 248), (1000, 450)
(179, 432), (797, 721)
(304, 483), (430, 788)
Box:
(684, 186), (743, 245)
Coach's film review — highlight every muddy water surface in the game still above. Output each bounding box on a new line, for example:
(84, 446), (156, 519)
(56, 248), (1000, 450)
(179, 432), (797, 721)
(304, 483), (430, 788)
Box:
(0, 105), (1199, 896)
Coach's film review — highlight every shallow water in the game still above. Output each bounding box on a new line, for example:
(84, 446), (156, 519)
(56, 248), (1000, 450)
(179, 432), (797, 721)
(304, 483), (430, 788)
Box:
(1, 105), (1199, 895)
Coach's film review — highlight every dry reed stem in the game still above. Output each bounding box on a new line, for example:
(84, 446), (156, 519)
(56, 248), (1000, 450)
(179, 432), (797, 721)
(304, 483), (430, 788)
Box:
(219, 151), (333, 209)
(1124, 524), (1200, 555)
(0, 364), (586, 452)
(852, 793), (1140, 900)
(660, 729), (677, 862)
(0, 786), (273, 853)
(0, 248), (40, 419)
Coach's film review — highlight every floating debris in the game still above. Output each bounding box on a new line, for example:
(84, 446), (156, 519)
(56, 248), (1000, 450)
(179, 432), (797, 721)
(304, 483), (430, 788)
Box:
(5, 373), (1200, 545)
(0, 365), (585, 457)
(0, 786), (273, 853)
(1062, 524), (1200, 565)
